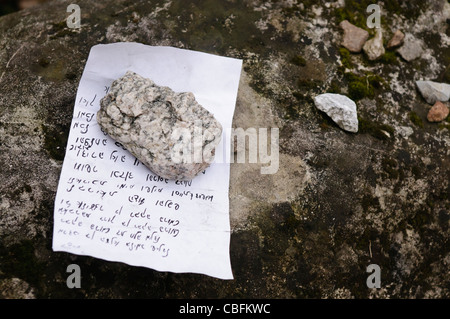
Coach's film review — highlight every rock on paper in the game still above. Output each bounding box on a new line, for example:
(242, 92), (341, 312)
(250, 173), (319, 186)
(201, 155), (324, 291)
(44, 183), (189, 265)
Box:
(52, 43), (242, 280)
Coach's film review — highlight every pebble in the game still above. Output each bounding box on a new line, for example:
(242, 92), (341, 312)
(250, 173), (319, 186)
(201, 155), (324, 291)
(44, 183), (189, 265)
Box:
(314, 93), (359, 133)
(396, 126), (414, 139)
(397, 33), (423, 61)
(363, 29), (385, 61)
(427, 101), (449, 122)
(339, 20), (369, 53)
(416, 80), (450, 105)
(387, 30), (405, 49)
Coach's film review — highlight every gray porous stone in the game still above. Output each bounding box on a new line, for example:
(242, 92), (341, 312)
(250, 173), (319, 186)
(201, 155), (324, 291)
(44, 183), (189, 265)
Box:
(97, 71), (223, 180)
(397, 33), (424, 62)
(313, 93), (359, 133)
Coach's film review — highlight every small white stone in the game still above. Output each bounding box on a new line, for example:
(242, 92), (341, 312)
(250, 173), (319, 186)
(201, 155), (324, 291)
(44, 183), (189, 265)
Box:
(416, 80), (450, 104)
(363, 29), (385, 61)
(397, 33), (423, 62)
(396, 126), (414, 139)
(314, 93), (359, 133)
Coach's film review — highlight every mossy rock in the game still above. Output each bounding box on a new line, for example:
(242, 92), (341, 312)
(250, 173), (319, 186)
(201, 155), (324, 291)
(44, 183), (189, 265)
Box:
(0, 0), (448, 299)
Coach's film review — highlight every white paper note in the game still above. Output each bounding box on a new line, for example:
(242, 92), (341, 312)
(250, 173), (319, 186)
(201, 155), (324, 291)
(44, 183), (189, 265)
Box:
(52, 43), (242, 280)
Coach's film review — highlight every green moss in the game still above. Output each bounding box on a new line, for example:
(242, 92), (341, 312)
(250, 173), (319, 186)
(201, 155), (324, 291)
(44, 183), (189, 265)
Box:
(339, 67), (388, 100)
(51, 20), (67, 32)
(344, 71), (388, 101)
(291, 55), (307, 67)
(339, 48), (353, 69)
(297, 78), (321, 91)
(409, 111), (424, 128)
(358, 117), (394, 140)
(367, 74), (386, 89)
(380, 50), (398, 64)
(334, 7), (350, 23)
(334, 7), (368, 31)
(336, 0), (428, 30)
(358, 117), (377, 133)
(349, 80), (372, 100)
(333, 0), (387, 32)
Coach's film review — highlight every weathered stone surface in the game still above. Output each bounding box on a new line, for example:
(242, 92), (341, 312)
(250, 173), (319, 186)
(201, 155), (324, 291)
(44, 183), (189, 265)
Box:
(363, 29), (385, 61)
(0, 277), (35, 299)
(416, 80), (450, 104)
(97, 71), (222, 180)
(397, 33), (424, 61)
(314, 93), (358, 133)
(427, 101), (449, 122)
(387, 30), (405, 49)
(0, 0), (449, 300)
(339, 20), (369, 53)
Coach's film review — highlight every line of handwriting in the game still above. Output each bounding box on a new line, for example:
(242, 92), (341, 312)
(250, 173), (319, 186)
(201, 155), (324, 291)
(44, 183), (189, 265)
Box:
(69, 137), (108, 151)
(170, 190), (214, 202)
